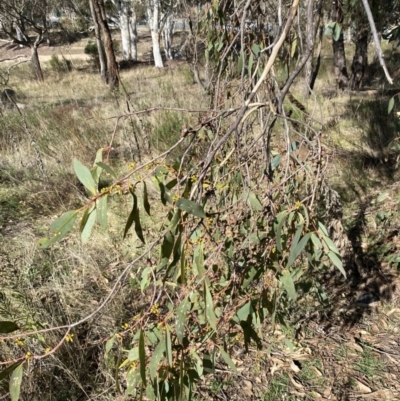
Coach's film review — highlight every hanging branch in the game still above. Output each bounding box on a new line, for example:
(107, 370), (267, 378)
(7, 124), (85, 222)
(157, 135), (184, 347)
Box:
(361, 0), (393, 84)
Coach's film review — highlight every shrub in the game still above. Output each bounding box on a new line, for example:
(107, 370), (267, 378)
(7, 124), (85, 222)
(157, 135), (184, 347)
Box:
(48, 54), (72, 73)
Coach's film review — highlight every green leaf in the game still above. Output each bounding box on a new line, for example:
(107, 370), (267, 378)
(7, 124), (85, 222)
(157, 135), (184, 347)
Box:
(104, 336), (115, 360)
(176, 198), (206, 218)
(96, 162), (117, 178)
(0, 321), (19, 334)
(271, 155), (282, 171)
(377, 192), (389, 203)
(165, 328), (172, 367)
(235, 301), (252, 322)
(169, 208), (182, 233)
(328, 251), (346, 278)
(159, 182), (172, 205)
(160, 231), (174, 267)
(247, 192), (263, 212)
(10, 363), (23, 401)
(287, 232), (310, 268)
(142, 181), (151, 215)
(149, 339), (165, 380)
(251, 43), (261, 56)
(311, 233), (322, 250)
(73, 158), (97, 196)
(322, 235), (340, 254)
(193, 244), (207, 282)
(124, 190), (145, 243)
(281, 270), (297, 301)
(126, 369), (141, 396)
(388, 97), (395, 114)
(218, 347), (237, 373)
(91, 148), (104, 184)
(176, 296), (189, 343)
(248, 52), (254, 75)
(333, 23), (341, 41)
(81, 208), (97, 244)
(275, 210), (288, 253)
(204, 282), (216, 330)
(128, 347), (139, 361)
(191, 350), (203, 377)
(97, 195), (108, 229)
(38, 210), (79, 248)
(0, 361), (23, 382)
(139, 330), (146, 386)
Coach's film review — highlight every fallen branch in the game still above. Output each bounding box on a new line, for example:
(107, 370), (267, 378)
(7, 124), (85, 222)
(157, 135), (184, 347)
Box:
(361, 0), (393, 84)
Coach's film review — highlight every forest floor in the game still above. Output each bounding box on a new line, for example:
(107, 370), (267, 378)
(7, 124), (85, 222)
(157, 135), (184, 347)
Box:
(1, 28), (400, 401)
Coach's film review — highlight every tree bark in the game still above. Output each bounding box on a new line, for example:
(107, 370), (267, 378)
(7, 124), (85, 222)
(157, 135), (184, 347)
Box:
(89, 0), (107, 81)
(304, 0), (323, 97)
(31, 44), (44, 82)
(147, 0), (164, 67)
(331, 0), (348, 90)
(92, 0), (119, 89)
(115, 0), (131, 60)
(350, 25), (368, 89)
(163, 14), (174, 60)
(129, 10), (138, 61)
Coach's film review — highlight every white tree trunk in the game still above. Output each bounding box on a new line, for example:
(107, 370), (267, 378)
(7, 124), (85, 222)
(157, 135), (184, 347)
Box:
(129, 9), (138, 61)
(113, 0), (131, 60)
(147, 0), (164, 67)
(163, 14), (174, 60)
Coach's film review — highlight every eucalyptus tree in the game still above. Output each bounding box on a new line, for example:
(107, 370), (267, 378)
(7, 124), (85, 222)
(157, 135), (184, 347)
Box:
(89, 0), (119, 89)
(0, 0), (52, 81)
(111, 0), (138, 61)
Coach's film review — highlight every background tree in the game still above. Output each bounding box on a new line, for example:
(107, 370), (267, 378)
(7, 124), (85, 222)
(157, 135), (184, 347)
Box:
(331, 0), (349, 90)
(89, 0), (119, 89)
(0, 0), (51, 81)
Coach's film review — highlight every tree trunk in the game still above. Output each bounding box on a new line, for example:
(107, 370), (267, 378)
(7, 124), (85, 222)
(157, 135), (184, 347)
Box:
(93, 0), (119, 89)
(350, 26), (368, 89)
(116, 0), (132, 60)
(148, 0), (164, 68)
(331, 0), (348, 90)
(31, 44), (44, 82)
(303, 0), (315, 97)
(129, 10), (138, 61)
(303, 0), (323, 97)
(89, 0), (107, 82)
(163, 15), (174, 60)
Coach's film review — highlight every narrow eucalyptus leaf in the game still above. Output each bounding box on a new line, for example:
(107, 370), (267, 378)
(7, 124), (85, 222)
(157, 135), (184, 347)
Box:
(97, 195), (108, 229)
(0, 321), (19, 334)
(204, 282), (217, 330)
(388, 97), (395, 114)
(281, 270), (297, 301)
(328, 251), (346, 278)
(10, 363), (23, 401)
(139, 330), (146, 385)
(176, 296), (189, 343)
(143, 181), (151, 215)
(287, 232), (311, 268)
(218, 347), (237, 373)
(73, 158), (97, 196)
(39, 210), (79, 248)
(96, 162), (117, 178)
(0, 361), (23, 382)
(149, 339), (165, 380)
(81, 209), (97, 244)
(165, 328), (172, 367)
(247, 192), (263, 212)
(176, 198), (206, 218)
